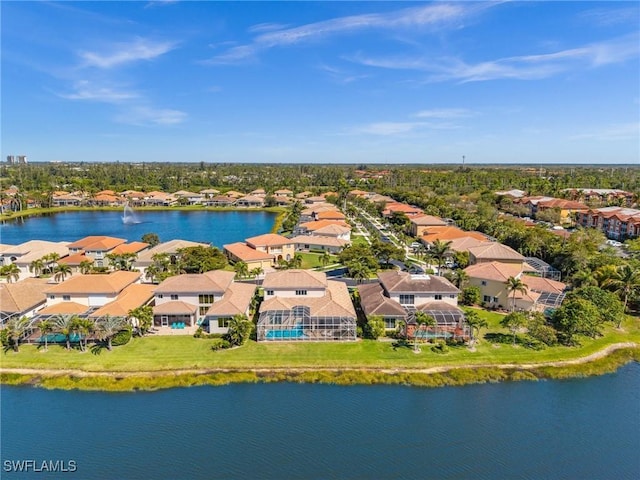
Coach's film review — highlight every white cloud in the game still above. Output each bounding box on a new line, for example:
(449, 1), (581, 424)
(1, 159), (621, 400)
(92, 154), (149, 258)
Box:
(350, 33), (640, 82)
(247, 23), (290, 34)
(206, 2), (490, 64)
(317, 63), (370, 84)
(58, 80), (138, 103)
(579, 7), (640, 27)
(116, 106), (187, 126)
(79, 37), (176, 69)
(351, 120), (461, 136)
(414, 108), (476, 119)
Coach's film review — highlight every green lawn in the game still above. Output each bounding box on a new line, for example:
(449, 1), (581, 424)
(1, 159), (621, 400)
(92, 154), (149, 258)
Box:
(297, 252), (338, 269)
(2, 314), (638, 373)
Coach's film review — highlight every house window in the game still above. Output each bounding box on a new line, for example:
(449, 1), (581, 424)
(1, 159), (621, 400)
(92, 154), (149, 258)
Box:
(199, 306), (208, 316)
(199, 294), (214, 304)
(63, 295), (71, 301)
(157, 294), (163, 299)
(49, 295), (55, 300)
(384, 318), (396, 329)
(483, 295), (492, 303)
(266, 290), (274, 296)
(399, 294), (415, 305)
(481, 281), (487, 286)
(449, 294), (455, 299)
(161, 316), (168, 327)
(434, 294), (443, 300)
(171, 294), (179, 300)
(295, 290), (307, 296)
(272, 313), (283, 325)
(217, 317), (231, 328)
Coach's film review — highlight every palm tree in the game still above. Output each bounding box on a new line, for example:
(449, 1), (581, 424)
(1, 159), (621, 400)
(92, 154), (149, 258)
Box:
(463, 308), (487, 348)
(53, 314), (79, 350)
(38, 319), (54, 351)
(128, 306), (153, 336)
(347, 261), (372, 283)
(451, 269), (469, 289)
(320, 251), (332, 268)
(570, 269), (597, 289)
(2, 264), (21, 283)
(79, 260), (94, 275)
(413, 311), (436, 352)
(249, 267), (264, 279)
(95, 315), (126, 351)
(54, 263), (72, 283)
(594, 264), (620, 288)
(29, 258), (45, 278)
(429, 240), (452, 276)
(73, 317), (95, 352)
(603, 264), (640, 313)
(5, 316), (30, 352)
(43, 252), (61, 275)
(506, 276), (528, 312)
(225, 314), (253, 346)
(234, 261), (249, 279)
(290, 253), (303, 269)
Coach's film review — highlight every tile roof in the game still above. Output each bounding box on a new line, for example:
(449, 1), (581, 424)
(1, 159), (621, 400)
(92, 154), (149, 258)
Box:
(67, 236), (126, 251)
(358, 282), (407, 317)
(0, 278), (49, 315)
(153, 271), (235, 294)
(260, 280), (356, 318)
(37, 302), (89, 315)
(377, 270), (459, 294)
(464, 261), (524, 282)
(315, 211), (346, 220)
(45, 271), (140, 295)
(300, 220), (349, 231)
(448, 236), (491, 252)
(135, 240), (209, 266)
(312, 224), (351, 236)
(58, 253), (93, 266)
(110, 242), (150, 255)
(153, 301), (198, 315)
(4, 241), (70, 264)
(522, 275), (566, 294)
(468, 242), (525, 261)
(205, 282), (256, 317)
(410, 214), (448, 226)
(223, 242), (274, 261)
(90, 284), (155, 318)
(422, 227), (487, 243)
(262, 269), (328, 289)
(246, 233), (292, 247)
(289, 235), (348, 248)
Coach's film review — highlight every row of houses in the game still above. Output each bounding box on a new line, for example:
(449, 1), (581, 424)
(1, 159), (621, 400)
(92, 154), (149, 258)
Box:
(3, 267), (472, 343)
(577, 206), (640, 240)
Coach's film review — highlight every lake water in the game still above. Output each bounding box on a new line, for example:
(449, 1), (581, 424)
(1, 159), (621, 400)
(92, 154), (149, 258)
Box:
(0, 210), (278, 247)
(2, 363), (639, 480)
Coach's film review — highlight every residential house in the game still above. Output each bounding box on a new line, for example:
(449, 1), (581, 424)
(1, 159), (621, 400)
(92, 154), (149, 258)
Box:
(313, 210), (346, 222)
(173, 190), (204, 205)
(51, 194), (82, 207)
(467, 242), (526, 266)
(145, 191), (176, 206)
(274, 189), (293, 197)
(578, 207), (640, 240)
(0, 278), (49, 324)
(66, 236), (127, 268)
(152, 270), (255, 333)
(235, 195), (265, 208)
(257, 270), (357, 341)
(562, 188), (635, 207)
(358, 270), (469, 340)
(250, 188), (267, 197)
(420, 227), (487, 246)
(134, 239), (210, 274)
(382, 202), (424, 218)
(0, 240), (70, 280)
(297, 220), (351, 239)
(410, 214), (448, 237)
(245, 234), (295, 264)
(289, 235), (348, 254)
(464, 261), (566, 311)
(223, 242), (275, 272)
(44, 271), (141, 308)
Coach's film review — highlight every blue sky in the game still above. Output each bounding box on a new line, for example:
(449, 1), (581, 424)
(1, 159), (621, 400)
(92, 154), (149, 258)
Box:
(2, 1), (639, 164)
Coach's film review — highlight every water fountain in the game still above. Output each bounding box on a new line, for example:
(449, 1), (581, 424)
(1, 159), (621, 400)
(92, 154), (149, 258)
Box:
(122, 202), (141, 225)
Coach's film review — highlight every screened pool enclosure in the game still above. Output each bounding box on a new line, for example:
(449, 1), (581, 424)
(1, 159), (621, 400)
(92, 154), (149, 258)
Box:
(257, 306), (357, 341)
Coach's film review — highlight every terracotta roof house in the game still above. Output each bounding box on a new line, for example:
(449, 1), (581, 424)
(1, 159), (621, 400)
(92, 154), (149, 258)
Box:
(464, 261), (565, 311)
(468, 242), (526, 266)
(359, 271), (469, 340)
(421, 227), (487, 245)
(89, 283), (155, 319)
(205, 195), (236, 207)
(295, 191), (313, 199)
(235, 195), (265, 207)
(92, 193), (123, 207)
(312, 224), (351, 240)
(250, 188), (267, 197)
(223, 242), (275, 272)
(200, 188), (220, 196)
(145, 191), (176, 206)
(448, 236), (491, 253)
(348, 189), (369, 198)
(289, 235), (348, 254)
(44, 271), (141, 309)
(153, 271), (255, 333)
(410, 214), (448, 236)
(314, 210), (346, 222)
(257, 270), (356, 341)
(58, 252), (94, 273)
(0, 240), (70, 280)
(495, 189), (527, 199)
(274, 189), (293, 197)
(304, 196), (327, 204)
(382, 202), (424, 218)
(173, 190), (204, 205)
(66, 236), (128, 269)
(110, 242), (150, 255)
(0, 278), (49, 324)
(223, 190), (245, 199)
(52, 194), (82, 207)
(299, 219), (350, 232)
(578, 207), (640, 240)
(245, 234), (295, 264)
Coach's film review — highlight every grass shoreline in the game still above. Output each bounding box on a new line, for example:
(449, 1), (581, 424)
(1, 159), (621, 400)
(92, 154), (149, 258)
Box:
(2, 344), (638, 392)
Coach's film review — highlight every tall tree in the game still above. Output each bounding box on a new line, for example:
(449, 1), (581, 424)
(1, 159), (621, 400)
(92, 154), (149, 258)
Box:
(54, 263), (72, 283)
(29, 258), (45, 277)
(5, 316), (30, 352)
(95, 315), (127, 351)
(500, 311), (527, 346)
(429, 239), (452, 276)
(413, 311), (436, 352)
(1, 264), (21, 283)
(603, 264), (640, 313)
(506, 276), (528, 311)
(53, 314), (78, 350)
(141, 232), (160, 247)
(463, 308), (487, 348)
(128, 306), (153, 336)
(234, 261), (249, 279)
(38, 319), (54, 352)
(224, 314), (253, 346)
